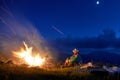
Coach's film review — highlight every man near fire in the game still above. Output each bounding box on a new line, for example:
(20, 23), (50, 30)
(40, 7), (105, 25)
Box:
(64, 48), (82, 67)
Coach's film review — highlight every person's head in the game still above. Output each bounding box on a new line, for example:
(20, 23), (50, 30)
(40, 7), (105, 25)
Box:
(73, 48), (79, 55)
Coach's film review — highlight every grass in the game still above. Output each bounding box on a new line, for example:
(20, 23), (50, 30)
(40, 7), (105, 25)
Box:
(0, 64), (119, 80)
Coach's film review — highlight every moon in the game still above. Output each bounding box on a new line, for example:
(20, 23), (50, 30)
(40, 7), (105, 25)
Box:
(96, 1), (100, 5)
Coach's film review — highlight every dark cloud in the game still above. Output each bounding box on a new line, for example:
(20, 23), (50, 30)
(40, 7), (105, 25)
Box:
(53, 29), (119, 49)
(47, 28), (120, 58)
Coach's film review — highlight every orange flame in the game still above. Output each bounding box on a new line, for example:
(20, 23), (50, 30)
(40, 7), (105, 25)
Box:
(12, 41), (45, 67)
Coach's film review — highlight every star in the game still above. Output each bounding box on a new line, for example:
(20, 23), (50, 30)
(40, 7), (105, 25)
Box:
(96, 1), (100, 5)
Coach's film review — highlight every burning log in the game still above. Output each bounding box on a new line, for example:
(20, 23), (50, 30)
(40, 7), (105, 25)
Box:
(6, 60), (14, 64)
(0, 61), (4, 64)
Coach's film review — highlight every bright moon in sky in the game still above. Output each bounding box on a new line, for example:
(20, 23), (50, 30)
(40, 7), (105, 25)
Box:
(96, 1), (100, 5)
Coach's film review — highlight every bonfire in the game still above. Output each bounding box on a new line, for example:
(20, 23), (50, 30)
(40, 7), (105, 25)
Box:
(12, 41), (45, 67)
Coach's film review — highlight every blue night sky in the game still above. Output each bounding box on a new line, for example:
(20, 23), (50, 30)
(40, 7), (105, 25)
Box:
(1, 0), (120, 39)
(1, 0), (120, 49)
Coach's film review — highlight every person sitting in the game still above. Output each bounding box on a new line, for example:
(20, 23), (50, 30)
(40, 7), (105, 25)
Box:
(64, 48), (82, 67)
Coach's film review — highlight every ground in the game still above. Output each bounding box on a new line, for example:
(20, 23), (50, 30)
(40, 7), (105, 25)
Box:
(0, 64), (120, 80)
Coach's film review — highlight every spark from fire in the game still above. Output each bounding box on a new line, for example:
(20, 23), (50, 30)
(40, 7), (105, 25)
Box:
(12, 41), (45, 67)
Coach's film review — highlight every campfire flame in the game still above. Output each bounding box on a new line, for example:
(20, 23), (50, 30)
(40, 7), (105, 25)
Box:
(12, 41), (45, 67)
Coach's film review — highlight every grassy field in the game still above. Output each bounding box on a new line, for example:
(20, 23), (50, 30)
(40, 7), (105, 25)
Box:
(0, 64), (119, 80)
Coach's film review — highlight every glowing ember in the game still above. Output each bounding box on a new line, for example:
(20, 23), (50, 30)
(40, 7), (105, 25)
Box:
(12, 41), (45, 67)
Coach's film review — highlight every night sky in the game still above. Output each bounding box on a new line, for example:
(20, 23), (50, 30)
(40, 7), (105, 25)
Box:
(1, 0), (120, 50)
(1, 0), (120, 39)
